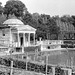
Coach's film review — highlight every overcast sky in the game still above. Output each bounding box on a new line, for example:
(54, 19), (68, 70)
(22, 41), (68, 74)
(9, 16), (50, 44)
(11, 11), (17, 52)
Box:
(1, 0), (75, 16)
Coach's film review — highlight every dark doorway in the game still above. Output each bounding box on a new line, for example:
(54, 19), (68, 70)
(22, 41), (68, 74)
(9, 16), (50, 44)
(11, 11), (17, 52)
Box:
(20, 37), (23, 46)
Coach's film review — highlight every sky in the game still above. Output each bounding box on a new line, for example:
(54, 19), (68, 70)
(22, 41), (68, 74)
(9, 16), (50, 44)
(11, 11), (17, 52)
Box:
(1, 0), (75, 17)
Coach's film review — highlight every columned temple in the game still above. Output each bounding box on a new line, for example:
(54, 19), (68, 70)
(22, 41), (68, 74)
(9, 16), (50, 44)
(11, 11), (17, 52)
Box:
(0, 17), (36, 48)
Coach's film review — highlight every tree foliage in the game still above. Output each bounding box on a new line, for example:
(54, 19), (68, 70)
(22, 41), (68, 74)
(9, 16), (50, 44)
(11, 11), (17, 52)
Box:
(71, 15), (75, 27)
(0, 2), (6, 25)
(22, 13), (60, 40)
(0, 2), (4, 14)
(4, 0), (27, 18)
(1, 0), (75, 40)
(61, 15), (74, 24)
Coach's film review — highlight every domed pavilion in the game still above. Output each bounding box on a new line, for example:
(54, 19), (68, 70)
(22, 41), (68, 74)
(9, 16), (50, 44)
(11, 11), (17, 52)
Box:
(0, 17), (36, 49)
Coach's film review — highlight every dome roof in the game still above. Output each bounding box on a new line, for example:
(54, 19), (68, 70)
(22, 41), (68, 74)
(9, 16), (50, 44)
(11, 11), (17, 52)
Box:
(3, 18), (24, 25)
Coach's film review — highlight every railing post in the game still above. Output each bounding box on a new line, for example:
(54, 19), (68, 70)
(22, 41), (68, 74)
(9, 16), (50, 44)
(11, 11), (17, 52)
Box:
(46, 55), (48, 75)
(10, 61), (13, 75)
(68, 69), (72, 75)
(26, 52), (28, 70)
(52, 67), (55, 75)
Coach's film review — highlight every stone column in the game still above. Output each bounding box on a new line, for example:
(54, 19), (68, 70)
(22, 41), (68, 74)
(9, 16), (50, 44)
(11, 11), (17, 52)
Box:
(10, 28), (12, 45)
(23, 33), (25, 47)
(28, 33), (30, 46)
(34, 33), (35, 45)
(25, 33), (28, 46)
(18, 33), (20, 47)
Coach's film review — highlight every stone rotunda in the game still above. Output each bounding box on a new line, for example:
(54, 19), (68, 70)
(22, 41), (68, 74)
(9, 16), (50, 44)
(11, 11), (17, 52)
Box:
(0, 17), (36, 48)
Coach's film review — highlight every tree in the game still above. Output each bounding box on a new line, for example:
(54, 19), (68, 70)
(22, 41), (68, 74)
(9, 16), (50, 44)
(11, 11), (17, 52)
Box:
(23, 12), (60, 40)
(40, 14), (60, 39)
(71, 15), (75, 27)
(4, 0), (27, 18)
(0, 2), (4, 14)
(46, 18), (60, 39)
(0, 2), (6, 24)
(23, 13), (32, 25)
(32, 13), (40, 21)
(61, 15), (74, 24)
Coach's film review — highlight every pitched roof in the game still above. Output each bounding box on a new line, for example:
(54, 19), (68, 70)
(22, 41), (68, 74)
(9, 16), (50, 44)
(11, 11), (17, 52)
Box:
(15, 25), (36, 31)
